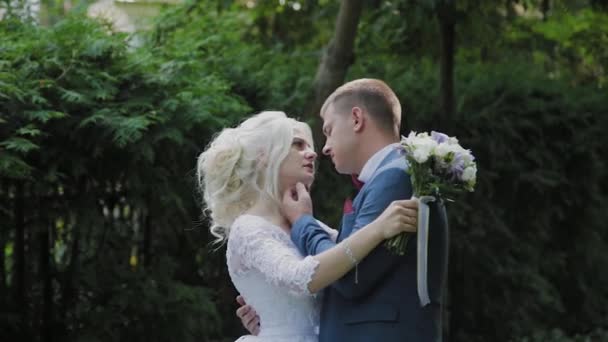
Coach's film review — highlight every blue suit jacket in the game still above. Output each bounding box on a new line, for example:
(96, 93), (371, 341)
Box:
(291, 149), (449, 342)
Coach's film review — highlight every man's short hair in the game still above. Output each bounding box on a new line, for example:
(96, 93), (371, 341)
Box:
(321, 78), (402, 133)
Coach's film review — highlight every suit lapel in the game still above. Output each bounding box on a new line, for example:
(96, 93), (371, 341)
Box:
(352, 148), (401, 205)
(337, 149), (403, 241)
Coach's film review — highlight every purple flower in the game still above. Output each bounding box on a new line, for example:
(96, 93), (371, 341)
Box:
(431, 131), (449, 144)
(448, 154), (465, 181)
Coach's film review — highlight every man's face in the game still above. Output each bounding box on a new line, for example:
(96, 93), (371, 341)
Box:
(321, 103), (357, 174)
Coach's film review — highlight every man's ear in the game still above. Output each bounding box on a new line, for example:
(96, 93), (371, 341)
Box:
(351, 106), (365, 133)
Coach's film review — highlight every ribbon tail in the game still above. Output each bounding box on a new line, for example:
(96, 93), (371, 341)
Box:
(417, 195), (435, 307)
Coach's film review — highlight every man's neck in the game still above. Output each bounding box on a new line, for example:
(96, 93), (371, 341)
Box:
(355, 134), (399, 174)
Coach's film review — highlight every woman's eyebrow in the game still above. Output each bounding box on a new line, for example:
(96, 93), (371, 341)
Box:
(293, 137), (312, 147)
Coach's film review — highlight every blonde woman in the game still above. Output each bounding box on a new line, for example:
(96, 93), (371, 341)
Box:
(197, 111), (418, 341)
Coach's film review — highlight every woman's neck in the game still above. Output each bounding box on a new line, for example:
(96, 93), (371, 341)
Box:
(246, 196), (290, 231)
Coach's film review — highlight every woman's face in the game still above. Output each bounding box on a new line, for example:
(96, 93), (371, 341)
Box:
(278, 127), (317, 192)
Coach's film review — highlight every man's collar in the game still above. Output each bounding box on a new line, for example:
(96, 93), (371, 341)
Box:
(357, 143), (401, 183)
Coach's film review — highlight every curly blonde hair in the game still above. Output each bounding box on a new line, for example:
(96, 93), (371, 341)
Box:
(196, 111), (312, 245)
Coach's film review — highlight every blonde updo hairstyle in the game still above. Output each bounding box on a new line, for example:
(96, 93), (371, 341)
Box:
(197, 111), (312, 245)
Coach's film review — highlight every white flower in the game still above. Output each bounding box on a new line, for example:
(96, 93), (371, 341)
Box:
(461, 165), (477, 182)
(448, 136), (459, 145)
(402, 131), (417, 144)
(410, 135), (437, 163)
(434, 143), (452, 158)
(461, 150), (475, 165)
(434, 142), (467, 163)
(413, 149), (431, 163)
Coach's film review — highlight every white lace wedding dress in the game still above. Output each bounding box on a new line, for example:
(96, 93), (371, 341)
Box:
(227, 214), (335, 342)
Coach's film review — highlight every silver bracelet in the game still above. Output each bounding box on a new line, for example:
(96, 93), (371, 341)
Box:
(340, 241), (359, 284)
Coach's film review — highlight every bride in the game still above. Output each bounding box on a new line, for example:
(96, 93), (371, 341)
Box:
(197, 111), (418, 341)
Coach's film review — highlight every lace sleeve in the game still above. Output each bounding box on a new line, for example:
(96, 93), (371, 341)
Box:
(230, 215), (320, 296)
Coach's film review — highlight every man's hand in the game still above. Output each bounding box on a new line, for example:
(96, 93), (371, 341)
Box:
(281, 182), (313, 224)
(236, 295), (260, 336)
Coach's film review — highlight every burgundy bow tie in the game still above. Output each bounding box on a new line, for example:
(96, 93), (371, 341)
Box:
(344, 175), (365, 214)
(351, 174), (364, 190)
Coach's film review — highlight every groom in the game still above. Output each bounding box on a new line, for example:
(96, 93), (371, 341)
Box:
(239, 79), (448, 341)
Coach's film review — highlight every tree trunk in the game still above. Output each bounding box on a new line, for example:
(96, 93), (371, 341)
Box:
(306, 0), (364, 134)
(0, 223), (5, 301)
(39, 224), (52, 342)
(541, 0), (550, 21)
(62, 214), (80, 331)
(436, 0), (456, 130)
(143, 209), (152, 268)
(0, 181), (7, 300)
(506, 0), (517, 19)
(14, 181), (26, 330)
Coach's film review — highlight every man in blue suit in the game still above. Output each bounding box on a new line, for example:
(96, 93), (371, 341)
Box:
(238, 79), (448, 341)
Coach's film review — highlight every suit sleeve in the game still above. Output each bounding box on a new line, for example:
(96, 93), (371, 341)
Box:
(290, 214), (336, 256)
(291, 168), (413, 299)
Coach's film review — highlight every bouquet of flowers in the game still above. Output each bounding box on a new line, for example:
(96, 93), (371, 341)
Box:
(385, 131), (477, 255)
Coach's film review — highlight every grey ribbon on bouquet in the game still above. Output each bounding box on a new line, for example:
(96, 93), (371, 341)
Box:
(415, 195), (436, 307)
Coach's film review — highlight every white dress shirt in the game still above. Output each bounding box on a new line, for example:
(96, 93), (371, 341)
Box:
(357, 143), (401, 184)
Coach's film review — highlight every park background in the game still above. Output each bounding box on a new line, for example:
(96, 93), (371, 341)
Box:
(1, 0), (607, 341)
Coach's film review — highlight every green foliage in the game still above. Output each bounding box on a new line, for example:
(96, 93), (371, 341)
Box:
(505, 8), (608, 86)
(2, 1), (607, 341)
(446, 62), (607, 339)
(519, 328), (608, 342)
(0, 14), (249, 341)
(148, 0), (319, 114)
(351, 29), (608, 340)
(0, 15), (248, 177)
(74, 256), (222, 341)
(390, 61), (608, 339)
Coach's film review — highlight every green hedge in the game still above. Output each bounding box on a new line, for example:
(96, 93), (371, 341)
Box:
(0, 15), (248, 341)
(350, 61), (608, 340)
(2, 4), (606, 341)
